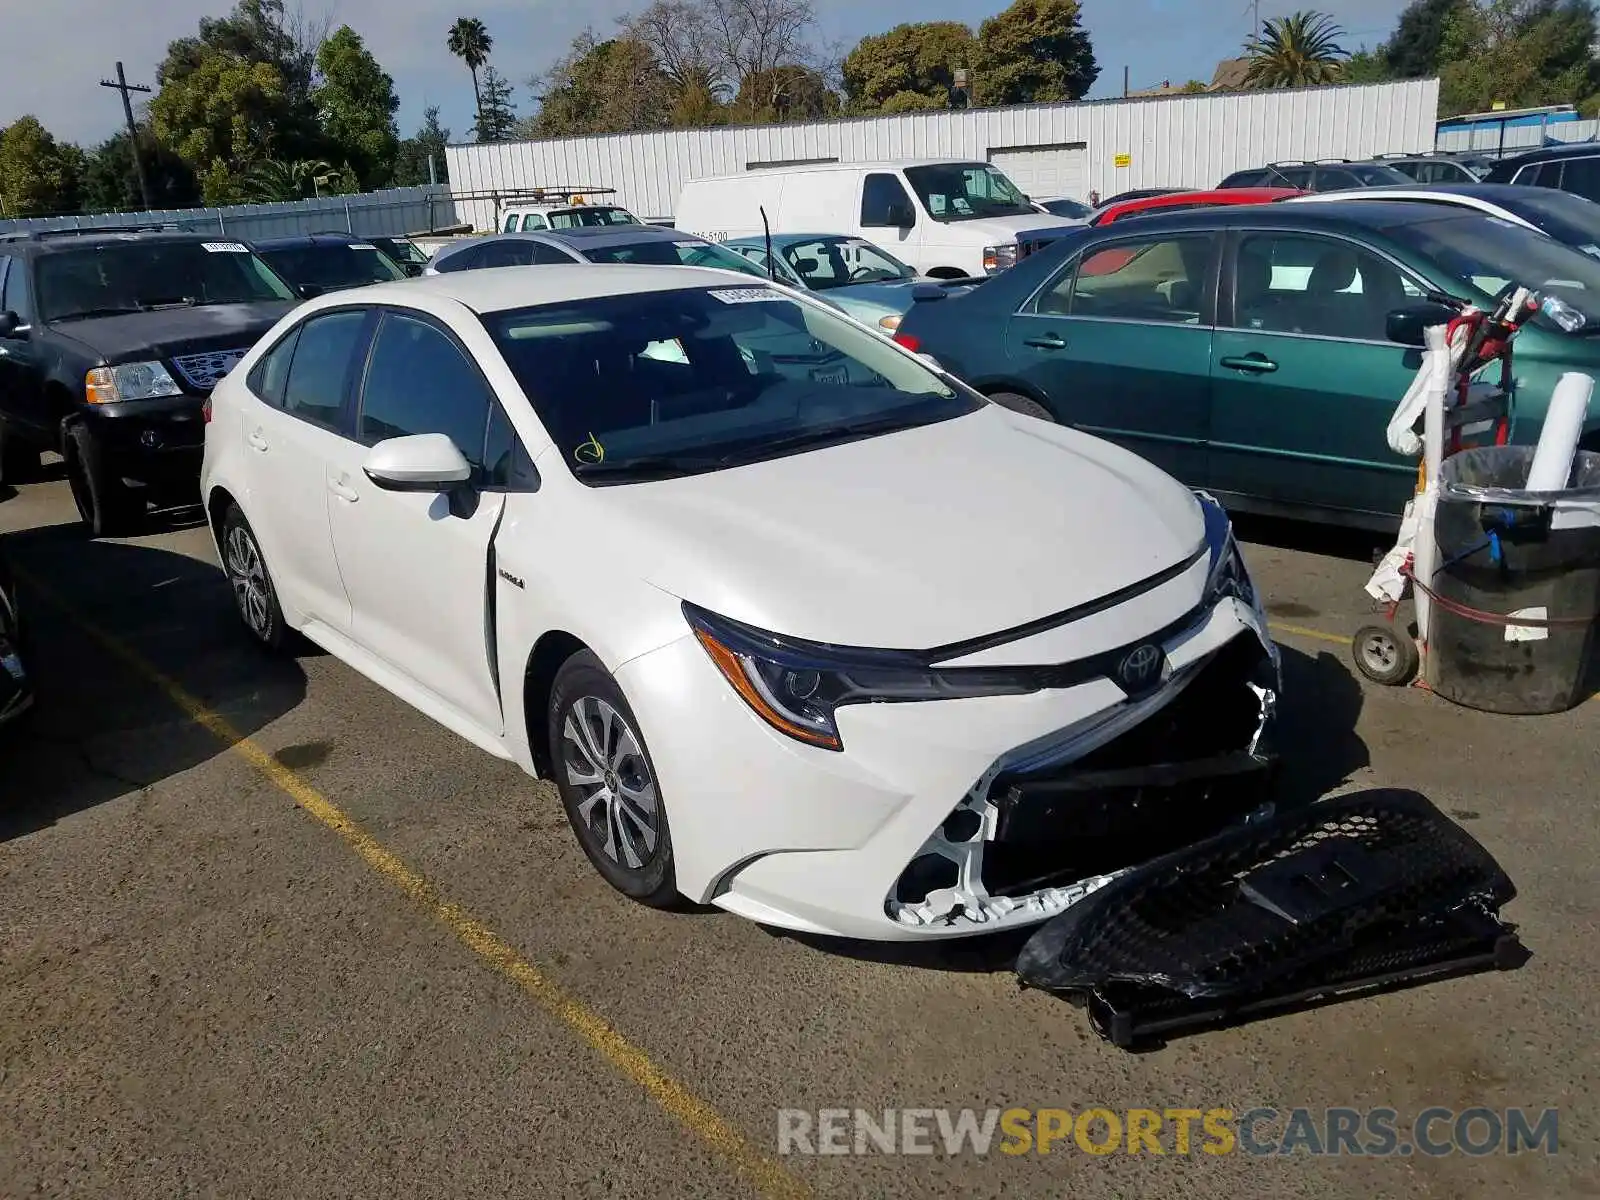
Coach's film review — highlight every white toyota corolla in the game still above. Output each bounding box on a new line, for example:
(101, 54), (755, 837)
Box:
(201, 264), (1279, 942)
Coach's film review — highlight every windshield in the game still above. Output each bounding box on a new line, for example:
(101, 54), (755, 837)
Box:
(903, 163), (1035, 222)
(775, 237), (915, 290)
(375, 238), (429, 267)
(1386, 211), (1600, 328)
(37, 240), (294, 321)
(1041, 198), (1092, 219)
(259, 243), (406, 291)
(1496, 189), (1600, 253)
(483, 284), (978, 483)
(724, 244), (810, 288)
(549, 206), (640, 229)
(1350, 164), (1415, 185)
(580, 237), (784, 282)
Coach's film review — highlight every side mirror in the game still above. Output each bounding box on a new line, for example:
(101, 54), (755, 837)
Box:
(363, 433), (473, 492)
(916, 351), (943, 370)
(910, 283), (950, 304)
(296, 283), (325, 300)
(0, 311), (21, 339)
(1386, 302), (1457, 347)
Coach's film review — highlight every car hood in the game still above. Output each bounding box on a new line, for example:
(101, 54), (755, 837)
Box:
(53, 301), (295, 366)
(598, 405), (1205, 649)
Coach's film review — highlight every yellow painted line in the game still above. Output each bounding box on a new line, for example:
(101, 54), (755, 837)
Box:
(1267, 620), (1351, 647)
(17, 569), (811, 1200)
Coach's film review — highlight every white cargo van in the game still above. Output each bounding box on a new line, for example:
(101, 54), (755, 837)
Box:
(674, 160), (1081, 279)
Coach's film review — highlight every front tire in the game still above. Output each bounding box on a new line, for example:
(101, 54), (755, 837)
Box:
(547, 650), (678, 907)
(989, 391), (1054, 421)
(220, 505), (290, 652)
(65, 424), (141, 537)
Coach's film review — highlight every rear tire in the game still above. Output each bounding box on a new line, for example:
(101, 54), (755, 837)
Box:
(989, 391), (1055, 421)
(65, 424), (141, 537)
(547, 649), (679, 908)
(0, 426), (41, 485)
(220, 504), (291, 652)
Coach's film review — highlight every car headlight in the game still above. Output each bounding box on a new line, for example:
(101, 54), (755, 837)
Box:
(684, 602), (1036, 751)
(982, 243), (1019, 274)
(84, 361), (183, 404)
(1198, 491), (1256, 610)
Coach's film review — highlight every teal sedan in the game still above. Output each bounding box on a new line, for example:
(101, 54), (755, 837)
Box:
(724, 233), (972, 333)
(894, 200), (1600, 529)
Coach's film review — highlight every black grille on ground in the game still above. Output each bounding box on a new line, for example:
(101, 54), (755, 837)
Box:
(980, 634), (1277, 898)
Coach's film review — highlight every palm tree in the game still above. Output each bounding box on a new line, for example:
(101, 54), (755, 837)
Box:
(243, 157), (338, 202)
(1244, 11), (1350, 88)
(447, 17), (494, 131)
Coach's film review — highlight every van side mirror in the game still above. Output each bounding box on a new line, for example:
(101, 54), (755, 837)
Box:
(1386, 301), (1456, 346)
(296, 283), (325, 300)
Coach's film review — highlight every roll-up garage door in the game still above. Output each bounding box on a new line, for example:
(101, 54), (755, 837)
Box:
(988, 144), (1089, 201)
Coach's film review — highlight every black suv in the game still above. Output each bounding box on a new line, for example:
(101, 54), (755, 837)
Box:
(0, 228), (296, 534)
(1217, 159), (1415, 190)
(1484, 140), (1600, 202)
(252, 232), (409, 297)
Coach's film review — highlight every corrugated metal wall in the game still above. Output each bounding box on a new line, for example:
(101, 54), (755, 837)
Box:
(1436, 120), (1600, 155)
(446, 80), (1439, 228)
(0, 185), (459, 241)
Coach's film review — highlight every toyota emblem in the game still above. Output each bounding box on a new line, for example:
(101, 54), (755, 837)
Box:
(1115, 643), (1165, 693)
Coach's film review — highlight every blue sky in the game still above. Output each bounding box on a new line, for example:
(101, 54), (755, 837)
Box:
(1, 0), (1413, 148)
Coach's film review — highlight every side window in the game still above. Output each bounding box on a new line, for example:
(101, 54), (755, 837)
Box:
(1275, 167), (1314, 188)
(528, 241), (573, 264)
(479, 240), (549, 268)
(357, 312), (491, 466)
(1315, 167), (1362, 190)
(483, 402), (540, 490)
(861, 173), (914, 227)
(1232, 233), (1422, 342)
(281, 310), (367, 429)
(1033, 235), (1214, 324)
(1520, 161), (1562, 189)
(520, 213), (548, 231)
(1224, 169), (1268, 187)
(1559, 155), (1600, 202)
(2, 256), (33, 323)
(502, 213), (519, 232)
(246, 326), (301, 407)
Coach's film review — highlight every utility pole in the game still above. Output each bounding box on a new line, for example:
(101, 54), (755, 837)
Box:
(99, 62), (154, 212)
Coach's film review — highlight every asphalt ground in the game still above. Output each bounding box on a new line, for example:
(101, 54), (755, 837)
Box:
(2, 468), (1597, 1199)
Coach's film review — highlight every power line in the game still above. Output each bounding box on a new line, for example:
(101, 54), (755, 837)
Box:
(99, 62), (154, 212)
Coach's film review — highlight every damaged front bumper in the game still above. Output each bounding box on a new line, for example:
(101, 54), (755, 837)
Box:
(1015, 789), (1521, 1047)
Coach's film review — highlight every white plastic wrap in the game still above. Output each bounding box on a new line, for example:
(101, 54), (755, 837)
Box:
(1525, 371), (1593, 492)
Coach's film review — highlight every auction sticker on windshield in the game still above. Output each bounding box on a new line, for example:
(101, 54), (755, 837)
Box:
(202, 242), (250, 253)
(708, 288), (786, 303)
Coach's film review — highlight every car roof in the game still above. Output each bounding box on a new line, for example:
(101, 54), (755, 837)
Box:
(1491, 140), (1600, 168)
(1096, 187), (1302, 221)
(1085, 199), (1476, 236)
(10, 230), (229, 255)
(301, 263), (769, 316)
(254, 233), (372, 250)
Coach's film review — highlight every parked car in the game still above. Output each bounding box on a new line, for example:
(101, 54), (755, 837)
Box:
(1218, 159), (1415, 191)
(1090, 187), (1304, 226)
(674, 160), (1082, 279)
(367, 236), (431, 276)
(1484, 139), (1600, 203)
(1094, 188), (1190, 209)
(426, 226), (803, 285)
(1369, 151), (1489, 183)
(1286, 182), (1600, 252)
(200, 265), (1280, 941)
(723, 233), (973, 331)
(0, 546), (30, 729)
(253, 233), (409, 298)
(893, 201), (1600, 529)
(498, 196), (643, 232)
(1033, 196), (1093, 220)
(0, 228), (297, 534)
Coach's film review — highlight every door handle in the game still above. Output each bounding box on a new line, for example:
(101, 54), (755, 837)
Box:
(1220, 354), (1278, 374)
(328, 477), (359, 503)
(1023, 333), (1067, 351)
(247, 430), (269, 452)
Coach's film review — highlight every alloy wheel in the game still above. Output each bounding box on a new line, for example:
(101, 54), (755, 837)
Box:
(225, 524), (272, 638)
(561, 695), (660, 869)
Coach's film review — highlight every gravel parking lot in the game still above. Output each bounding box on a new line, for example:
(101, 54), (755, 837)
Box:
(3, 470), (1597, 1199)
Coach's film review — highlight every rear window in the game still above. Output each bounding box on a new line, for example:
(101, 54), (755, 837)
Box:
(548, 206), (640, 229)
(36, 240), (294, 321)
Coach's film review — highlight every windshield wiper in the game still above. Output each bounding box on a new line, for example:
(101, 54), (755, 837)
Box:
(51, 305), (146, 321)
(571, 452), (725, 481)
(137, 295), (198, 309)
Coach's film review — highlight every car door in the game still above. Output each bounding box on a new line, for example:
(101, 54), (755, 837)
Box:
(858, 172), (918, 259)
(1210, 228), (1428, 519)
(1002, 230), (1219, 486)
(239, 308), (370, 630)
(322, 308), (508, 736)
(0, 257), (49, 441)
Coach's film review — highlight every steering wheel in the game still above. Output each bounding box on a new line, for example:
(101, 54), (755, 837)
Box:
(849, 266), (879, 281)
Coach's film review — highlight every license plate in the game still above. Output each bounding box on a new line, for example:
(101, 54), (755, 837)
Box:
(810, 367), (847, 385)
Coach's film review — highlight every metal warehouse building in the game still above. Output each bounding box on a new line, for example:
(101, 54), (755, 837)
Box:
(445, 78), (1439, 228)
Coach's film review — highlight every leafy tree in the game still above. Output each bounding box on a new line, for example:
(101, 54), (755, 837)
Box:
(151, 53), (290, 185)
(1344, 48), (1392, 83)
(1180, 79), (1210, 92)
(530, 32), (676, 137)
(243, 156), (340, 201)
(475, 67), (519, 142)
(314, 26), (400, 189)
(1383, 0), (1462, 77)
(1243, 11), (1350, 87)
(973, 0), (1099, 105)
(0, 117), (83, 217)
(1437, 0), (1600, 114)
(82, 131), (201, 211)
(840, 21), (976, 112)
(447, 17), (494, 130)
(623, 1), (727, 98)
(732, 63), (839, 121)
(394, 107), (452, 187)
(880, 89), (947, 113)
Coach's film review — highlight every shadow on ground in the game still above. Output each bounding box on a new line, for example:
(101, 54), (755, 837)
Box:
(1233, 511), (1391, 564)
(0, 522), (306, 843)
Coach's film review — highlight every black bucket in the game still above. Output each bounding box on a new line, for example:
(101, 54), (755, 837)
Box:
(1428, 447), (1600, 714)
